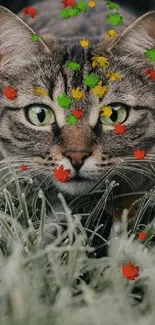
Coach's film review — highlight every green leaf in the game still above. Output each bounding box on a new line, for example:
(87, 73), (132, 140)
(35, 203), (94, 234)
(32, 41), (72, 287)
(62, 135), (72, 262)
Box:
(105, 1), (120, 11)
(144, 49), (155, 62)
(57, 92), (72, 109)
(84, 73), (101, 88)
(76, 1), (88, 12)
(32, 34), (39, 41)
(67, 114), (78, 125)
(107, 13), (123, 25)
(65, 61), (81, 71)
(60, 8), (70, 19)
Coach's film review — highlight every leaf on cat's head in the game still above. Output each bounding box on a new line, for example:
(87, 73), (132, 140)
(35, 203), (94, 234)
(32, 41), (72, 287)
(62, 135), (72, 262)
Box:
(80, 39), (90, 48)
(71, 87), (85, 100)
(62, 0), (76, 8)
(23, 7), (38, 19)
(106, 29), (117, 39)
(3, 85), (18, 100)
(106, 72), (123, 81)
(114, 122), (126, 135)
(92, 84), (108, 98)
(84, 73), (101, 88)
(57, 92), (72, 109)
(71, 108), (84, 119)
(0, 6), (50, 73)
(76, 1), (88, 12)
(65, 61), (81, 71)
(144, 49), (155, 62)
(107, 13), (123, 26)
(88, 0), (96, 8)
(105, 1), (120, 11)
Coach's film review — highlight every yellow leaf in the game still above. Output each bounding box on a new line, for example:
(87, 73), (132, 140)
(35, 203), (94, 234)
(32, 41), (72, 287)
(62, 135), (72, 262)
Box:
(106, 30), (117, 39)
(100, 106), (112, 117)
(80, 39), (90, 48)
(106, 72), (123, 81)
(33, 87), (47, 98)
(88, 0), (96, 7)
(71, 87), (85, 101)
(92, 84), (108, 98)
(91, 56), (110, 69)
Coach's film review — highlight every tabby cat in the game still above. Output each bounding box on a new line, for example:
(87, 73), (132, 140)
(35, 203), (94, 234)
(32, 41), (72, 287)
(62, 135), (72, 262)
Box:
(0, 2), (155, 200)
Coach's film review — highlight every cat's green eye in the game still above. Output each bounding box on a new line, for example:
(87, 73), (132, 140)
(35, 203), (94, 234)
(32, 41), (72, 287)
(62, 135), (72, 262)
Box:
(27, 105), (55, 126)
(100, 104), (127, 126)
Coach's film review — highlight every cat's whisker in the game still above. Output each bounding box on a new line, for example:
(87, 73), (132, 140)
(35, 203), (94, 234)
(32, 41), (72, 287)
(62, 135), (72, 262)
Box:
(118, 165), (155, 181)
(114, 170), (138, 194)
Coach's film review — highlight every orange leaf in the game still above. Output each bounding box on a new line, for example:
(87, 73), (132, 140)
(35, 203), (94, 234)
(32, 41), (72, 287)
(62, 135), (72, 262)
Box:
(20, 164), (28, 171)
(54, 165), (71, 182)
(138, 232), (147, 240)
(122, 261), (140, 281)
(23, 7), (38, 19)
(144, 68), (155, 81)
(62, 0), (76, 8)
(71, 108), (84, 119)
(3, 86), (18, 100)
(134, 148), (146, 160)
(114, 122), (126, 135)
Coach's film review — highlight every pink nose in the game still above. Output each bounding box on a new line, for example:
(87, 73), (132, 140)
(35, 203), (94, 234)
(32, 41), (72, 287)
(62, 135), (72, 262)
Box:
(64, 150), (92, 170)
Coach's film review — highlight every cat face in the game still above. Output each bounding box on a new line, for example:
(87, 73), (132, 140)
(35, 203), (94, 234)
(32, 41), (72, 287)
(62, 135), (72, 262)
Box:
(1, 7), (155, 196)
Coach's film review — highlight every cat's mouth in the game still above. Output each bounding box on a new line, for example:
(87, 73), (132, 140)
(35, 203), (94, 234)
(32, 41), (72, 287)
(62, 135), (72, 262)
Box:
(68, 175), (90, 182)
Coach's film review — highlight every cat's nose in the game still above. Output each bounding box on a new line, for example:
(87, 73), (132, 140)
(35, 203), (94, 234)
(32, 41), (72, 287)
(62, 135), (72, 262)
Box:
(64, 150), (92, 170)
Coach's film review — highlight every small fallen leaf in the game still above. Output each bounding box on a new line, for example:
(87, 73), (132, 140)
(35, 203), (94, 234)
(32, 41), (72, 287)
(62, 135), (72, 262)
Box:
(122, 261), (140, 281)
(71, 108), (84, 119)
(71, 87), (85, 100)
(85, 73), (101, 88)
(57, 92), (72, 109)
(100, 106), (112, 117)
(62, 0), (76, 8)
(54, 165), (71, 182)
(80, 38), (90, 48)
(3, 86), (18, 100)
(91, 56), (110, 69)
(92, 83), (108, 98)
(106, 29), (117, 39)
(88, 0), (96, 7)
(23, 7), (38, 19)
(138, 232), (147, 240)
(106, 71), (122, 81)
(32, 34), (39, 41)
(144, 68), (155, 81)
(65, 61), (81, 71)
(20, 164), (28, 171)
(66, 114), (78, 125)
(114, 122), (126, 135)
(134, 148), (146, 160)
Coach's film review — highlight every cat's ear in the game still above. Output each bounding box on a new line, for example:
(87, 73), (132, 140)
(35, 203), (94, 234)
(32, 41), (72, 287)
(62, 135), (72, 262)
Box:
(0, 6), (51, 73)
(108, 11), (155, 55)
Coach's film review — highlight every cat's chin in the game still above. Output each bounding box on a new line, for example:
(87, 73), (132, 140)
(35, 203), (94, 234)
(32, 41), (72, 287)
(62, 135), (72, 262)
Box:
(54, 179), (96, 196)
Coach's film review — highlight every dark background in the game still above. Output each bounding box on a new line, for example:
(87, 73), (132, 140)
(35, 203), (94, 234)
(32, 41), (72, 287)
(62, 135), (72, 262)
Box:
(0, 0), (155, 16)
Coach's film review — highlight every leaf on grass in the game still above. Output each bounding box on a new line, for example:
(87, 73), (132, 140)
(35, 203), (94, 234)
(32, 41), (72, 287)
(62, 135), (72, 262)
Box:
(134, 148), (146, 160)
(20, 164), (28, 171)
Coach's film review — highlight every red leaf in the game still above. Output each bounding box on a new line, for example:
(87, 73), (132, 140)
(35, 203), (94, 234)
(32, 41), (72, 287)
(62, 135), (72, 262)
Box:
(114, 122), (126, 135)
(122, 261), (140, 281)
(54, 164), (71, 182)
(144, 68), (155, 81)
(62, 0), (76, 8)
(134, 148), (146, 160)
(23, 7), (38, 19)
(20, 164), (28, 171)
(3, 86), (18, 100)
(71, 108), (84, 119)
(138, 232), (147, 240)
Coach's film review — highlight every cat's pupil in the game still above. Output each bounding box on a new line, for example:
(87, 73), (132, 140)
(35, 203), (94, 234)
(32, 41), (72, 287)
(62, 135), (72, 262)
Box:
(38, 109), (45, 123)
(110, 110), (118, 122)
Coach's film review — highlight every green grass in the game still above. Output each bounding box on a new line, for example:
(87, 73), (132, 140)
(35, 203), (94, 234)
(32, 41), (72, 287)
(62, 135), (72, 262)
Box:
(0, 148), (155, 324)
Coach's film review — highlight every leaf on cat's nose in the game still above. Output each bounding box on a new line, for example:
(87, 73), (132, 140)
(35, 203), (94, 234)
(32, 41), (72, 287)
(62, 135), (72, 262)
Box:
(92, 83), (108, 98)
(71, 108), (84, 119)
(106, 30), (117, 39)
(3, 86), (18, 100)
(144, 69), (155, 81)
(84, 73), (101, 88)
(54, 165), (71, 183)
(71, 87), (85, 100)
(105, 1), (120, 11)
(91, 57), (110, 69)
(134, 148), (146, 160)
(100, 106), (112, 117)
(106, 72), (123, 81)
(144, 49), (155, 63)
(80, 39), (90, 48)
(114, 122), (126, 135)
(107, 13), (123, 26)
(88, 0), (96, 8)
(22, 7), (38, 19)
(57, 92), (72, 109)
(122, 261), (140, 281)
(66, 114), (78, 125)
(20, 164), (28, 171)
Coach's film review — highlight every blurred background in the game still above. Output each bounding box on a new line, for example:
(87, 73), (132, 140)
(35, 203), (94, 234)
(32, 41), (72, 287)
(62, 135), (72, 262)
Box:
(0, 0), (155, 15)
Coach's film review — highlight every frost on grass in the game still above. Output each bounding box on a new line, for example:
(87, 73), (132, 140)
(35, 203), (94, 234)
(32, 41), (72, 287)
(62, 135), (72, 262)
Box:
(0, 148), (154, 324)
